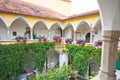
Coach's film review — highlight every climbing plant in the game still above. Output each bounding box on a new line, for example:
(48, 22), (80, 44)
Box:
(0, 42), (55, 80)
(66, 44), (101, 77)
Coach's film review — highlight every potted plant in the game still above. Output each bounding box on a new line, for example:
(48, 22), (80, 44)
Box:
(76, 39), (86, 46)
(15, 36), (24, 42)
(53, 35), (62, 43)
(16, 36), (20, 42)
(23, 37), (27, 44)
(94, 40), (102, 47)
(39, 35), (47, 42)
(65, 38), (73, 44)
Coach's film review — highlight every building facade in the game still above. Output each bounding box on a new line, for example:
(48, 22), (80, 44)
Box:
(0, 0), (101, 44)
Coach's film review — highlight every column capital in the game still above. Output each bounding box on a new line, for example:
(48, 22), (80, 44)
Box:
(102, 30), (120, 42)
(102, 30), (120, 38)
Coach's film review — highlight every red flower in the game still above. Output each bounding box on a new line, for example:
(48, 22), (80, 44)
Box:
(42, 73), (46, 77)
(23, 37), (27, 43)
(53, 36), (61, 43)
(16, 36), (20, 42)
(27, 72), (33, 76)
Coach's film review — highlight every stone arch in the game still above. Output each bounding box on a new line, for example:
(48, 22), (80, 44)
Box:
(92, 18), (102, 43)
(46, 50), (60, 69)
(92, 18), (101, 29)
(9, 16), (31, 40)
(49, 23), (62, 39)
(63, 23), (74, 39)
(0, 17), (8, 41)
(75, 21), (91, 41)
(98, 0), (120, 30)
(33, 20), (48, 39)
(96, 1), (120, 80)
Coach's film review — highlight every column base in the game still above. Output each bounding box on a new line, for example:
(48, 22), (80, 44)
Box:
(99, 70), (116, 80)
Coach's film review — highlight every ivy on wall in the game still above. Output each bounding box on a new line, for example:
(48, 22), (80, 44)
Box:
(66, 44), (101, 77)
(0, 42), (55, 80)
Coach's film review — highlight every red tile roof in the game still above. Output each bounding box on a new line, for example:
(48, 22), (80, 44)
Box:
(65, 10), (99, 20)
(0, 0), (66, 20)
(0, 0), (99, 20)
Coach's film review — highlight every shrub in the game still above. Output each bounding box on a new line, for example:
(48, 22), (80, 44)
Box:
(0, 42), (55, 80)
(66, 44), (101, 77)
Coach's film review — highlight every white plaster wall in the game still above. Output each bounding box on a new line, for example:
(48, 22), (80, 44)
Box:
(93, 29), (102, 43)
(9, 25), (27, 40)
(50, 29), (61, 39)
(34, 27), (49, 39)
(76, 30), (90, 41)
(64, 27), (73, 39)
(0, 26), (8, 41)
(59, 53), (68, 68)
(118, 38), (120, 47)
(116, 70), (120, 80)
(98, 0), (120, 31)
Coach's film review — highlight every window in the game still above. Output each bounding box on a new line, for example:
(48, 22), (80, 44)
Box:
(13, 31), (17, 36)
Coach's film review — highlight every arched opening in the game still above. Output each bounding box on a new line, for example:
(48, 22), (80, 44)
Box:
(86, 33), (90, 43)
(33, 20), (48, 39)
(93, 18), (102, 43)
(0, 17), (8, 41)
(45, 50), (60, 69)
(63, 23), (74, 39)
(76, 21), (91, 41)
(50, 23), (62, 39)
(10, 17), (30, 40)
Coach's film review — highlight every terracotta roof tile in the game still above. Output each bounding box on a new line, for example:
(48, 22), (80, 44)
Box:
(65, 10), (99, 20)
(0, 0), (66, 20)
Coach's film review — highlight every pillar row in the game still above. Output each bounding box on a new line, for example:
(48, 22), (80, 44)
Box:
(99, 30), (120, 80)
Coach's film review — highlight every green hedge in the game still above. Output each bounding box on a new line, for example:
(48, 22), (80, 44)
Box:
(66, 44), (120, 77)
(0, 42), (55, 80)
(66, 44), (101, 77)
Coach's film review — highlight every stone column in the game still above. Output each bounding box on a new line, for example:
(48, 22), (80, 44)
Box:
(30, 28), (33, 40)
(48, 30), (50, 40)
(59, 53), (68, 68)
(73, 31), (76, 43)
(7, 28), (10, 40)
(90, 28), (93, 43)
(62, 30), (64, 38)
(99, 30), (120, 80)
